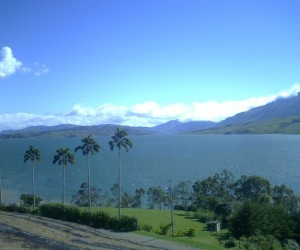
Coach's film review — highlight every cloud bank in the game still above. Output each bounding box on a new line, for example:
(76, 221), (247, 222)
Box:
(0, 84), (299, 132)
(0, 47), (49, 79)
(0, 47), (22, 79)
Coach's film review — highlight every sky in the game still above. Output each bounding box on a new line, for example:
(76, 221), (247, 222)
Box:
(0, 0), (300, 131)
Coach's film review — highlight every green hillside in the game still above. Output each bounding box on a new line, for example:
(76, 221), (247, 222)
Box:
(196, 114), (300, 134)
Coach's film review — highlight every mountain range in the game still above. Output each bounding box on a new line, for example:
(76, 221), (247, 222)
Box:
(1, 94), (300, 138)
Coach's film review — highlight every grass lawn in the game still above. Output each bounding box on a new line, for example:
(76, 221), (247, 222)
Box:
(90, 207), (234, 250)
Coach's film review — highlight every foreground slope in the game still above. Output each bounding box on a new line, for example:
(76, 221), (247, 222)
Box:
(0, 211), (198, 250)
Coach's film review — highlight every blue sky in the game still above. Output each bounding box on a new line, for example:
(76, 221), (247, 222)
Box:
(0, 0), (300, 130)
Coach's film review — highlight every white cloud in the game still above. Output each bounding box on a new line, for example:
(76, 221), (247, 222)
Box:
(0, 47), (49, 79)
(33, 63), (49, 77)
(0, 47), (22, 79)
(0, 84), (299, 131)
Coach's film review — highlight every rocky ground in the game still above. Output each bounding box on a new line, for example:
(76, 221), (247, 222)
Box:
(0, 211), (198, 250)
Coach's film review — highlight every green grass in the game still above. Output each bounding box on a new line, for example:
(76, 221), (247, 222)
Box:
(87, 207), (235, 250)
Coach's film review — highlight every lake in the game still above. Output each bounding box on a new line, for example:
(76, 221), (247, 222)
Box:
(0, 134), (299, 203)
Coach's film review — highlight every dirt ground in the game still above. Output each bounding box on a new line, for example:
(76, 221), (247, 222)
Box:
(0, 211), (198, 250)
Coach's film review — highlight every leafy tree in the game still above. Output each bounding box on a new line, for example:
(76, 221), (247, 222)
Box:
(101, 192), (114, 207)
(230, 201), (295, 244)
(52, 148), (75, 204)
(234, 175), (272, 202)
(71, 182), (101, 207)
(229, 201), (261, 243)
(173, 181), (193, 210)
(272, 184), (299, 214)
(147, 186), (167, 209)
(75, 135), (100, 213)
(193, 170), (236, 211)
(293, 212), (300, 244)
(109, 128), (133, 218)
(131, 188), (145, 208)
(214, 203), (232, 228)
(110, 183), (120, 207)
(121, 192), (132, 208)
(20, 194), (42, 206)
(24, 145), (41, 210)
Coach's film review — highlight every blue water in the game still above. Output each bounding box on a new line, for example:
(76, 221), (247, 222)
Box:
(0, 134), (299, 203)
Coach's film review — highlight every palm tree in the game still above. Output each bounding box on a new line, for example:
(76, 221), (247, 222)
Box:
(24, 145), (41, 210)
(52, 148), (75, 204)
(75, 135), (100, 212)
(109, 128), (133, 218)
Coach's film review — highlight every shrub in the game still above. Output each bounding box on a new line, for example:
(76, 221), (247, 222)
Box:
(194, 209), (215, 223)
(156, 224), (171, 235)
(92, 210), (111, 228)
(2, 204), (30, 213)
(39, 203), (138, 232)
(138, 224), (153, 232)
(64, 205), (80, 222)
(79, 210), (92, 225)
(117, 215), (138, 231)
(39, 203), (65, 220)
(224, 238), (236, 248)
(174, 228), (196, 237)
(185, 228), (196, 237)
(107, 216), (138, 231)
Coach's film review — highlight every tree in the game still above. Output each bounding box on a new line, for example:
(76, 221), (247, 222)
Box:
(131, 188), (145, 208)
(24, 145), (41, 210)
(75, 135), (100, 213)
(234, 175), (272, 202)
(229, 201), (295, 245)
(173, 181), (193, 210)
(52, 148), (75, 204)
(121, 192), (132, 208)
(71, 182), (101, 207)
(229, 201), (261, 247)
(272, 184), (299, 214)
(110, 183), (120, 207)
(20, 194), (42, 206)
(147, 186), (167, 209)
(109, 128), (133, 218)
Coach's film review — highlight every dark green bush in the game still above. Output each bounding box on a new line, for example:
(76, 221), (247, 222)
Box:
(106, 216), (138, 231)
(39, 203), (137, 232)
(116, 215), (138, 231)
(79, 210), (92, 225)
(224, 238), (236, 248)
(2, 204), (30, 213)
(92, 210), (111, 228)
(64, 206), (80, 222)
(39, 203), (65, 220)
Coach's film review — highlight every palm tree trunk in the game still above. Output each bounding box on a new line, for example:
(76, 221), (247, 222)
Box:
(63, 165), (65, 204)
(118, 149), (121, 218)
(87, 155), (91, 213)
(32, 162), (35, 210)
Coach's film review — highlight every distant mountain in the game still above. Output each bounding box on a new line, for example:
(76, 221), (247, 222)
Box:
(219, 93), (300, 126)
(0, 124), (79, 134)
(3, 94), (300, 138)
(0, 124), (154, 138)
(197, 94), (300, 134)
(153, 119), (216, 133)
